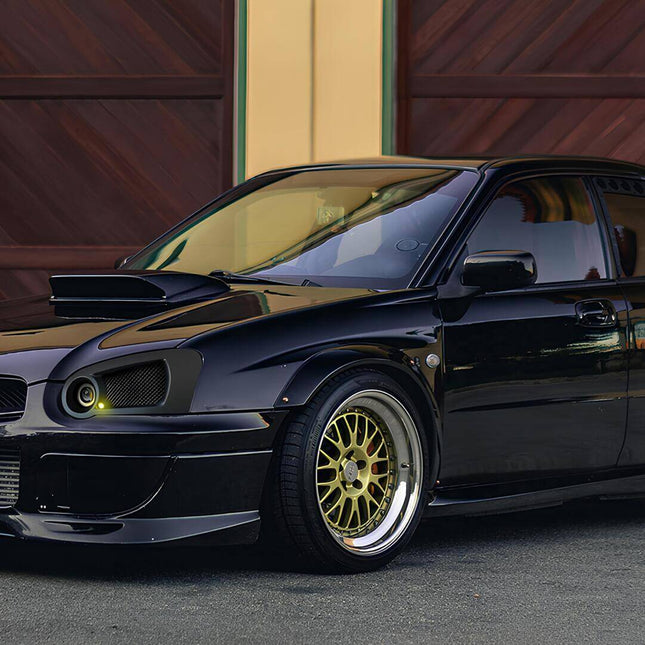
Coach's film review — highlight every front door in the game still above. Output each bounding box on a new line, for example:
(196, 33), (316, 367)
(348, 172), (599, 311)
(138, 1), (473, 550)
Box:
(594, 175), (645, 469)
(440, 175), (629, 486)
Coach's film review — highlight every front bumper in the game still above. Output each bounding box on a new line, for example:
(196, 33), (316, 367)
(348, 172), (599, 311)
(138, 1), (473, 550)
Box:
(0, 384), (286, 545)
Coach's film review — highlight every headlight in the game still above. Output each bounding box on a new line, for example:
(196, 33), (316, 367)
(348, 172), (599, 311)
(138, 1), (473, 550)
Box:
(61, 349), (202, 418)
(63, 376), (100, 416)
(75, 379), (98, 410)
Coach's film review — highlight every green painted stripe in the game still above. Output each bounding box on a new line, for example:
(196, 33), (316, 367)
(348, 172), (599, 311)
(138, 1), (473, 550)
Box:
(381, 0), (396, 155)
(236, 0), (248, 184)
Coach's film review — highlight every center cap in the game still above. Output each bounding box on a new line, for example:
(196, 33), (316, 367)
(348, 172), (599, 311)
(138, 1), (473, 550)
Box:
(343, 460), (359, 483)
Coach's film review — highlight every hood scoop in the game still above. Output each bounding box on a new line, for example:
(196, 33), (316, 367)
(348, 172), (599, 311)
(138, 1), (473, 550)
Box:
(49, 271), (230, 319)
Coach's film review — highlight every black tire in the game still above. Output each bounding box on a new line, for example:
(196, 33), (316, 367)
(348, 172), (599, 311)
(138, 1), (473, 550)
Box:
(262, 368), (430, 573)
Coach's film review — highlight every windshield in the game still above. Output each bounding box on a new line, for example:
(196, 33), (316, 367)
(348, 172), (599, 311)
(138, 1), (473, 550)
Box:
(127, 167), (479, 289)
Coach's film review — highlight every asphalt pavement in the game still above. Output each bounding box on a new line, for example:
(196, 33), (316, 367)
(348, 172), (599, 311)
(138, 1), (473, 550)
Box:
(0, 498), (643, 644)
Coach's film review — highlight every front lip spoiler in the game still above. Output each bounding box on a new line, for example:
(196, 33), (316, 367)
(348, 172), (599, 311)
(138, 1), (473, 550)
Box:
(0, 510), (260, 545)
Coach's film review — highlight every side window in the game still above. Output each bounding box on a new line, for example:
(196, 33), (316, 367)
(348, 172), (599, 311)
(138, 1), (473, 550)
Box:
(595, 178), (645, 278)
(466, 176), (607, 284)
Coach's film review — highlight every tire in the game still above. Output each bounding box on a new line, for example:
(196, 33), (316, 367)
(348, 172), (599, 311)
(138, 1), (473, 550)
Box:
(263, 368), (429, 573)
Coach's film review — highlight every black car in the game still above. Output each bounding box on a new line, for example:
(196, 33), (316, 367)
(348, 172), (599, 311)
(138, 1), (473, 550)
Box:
(1, 155), (644, 572)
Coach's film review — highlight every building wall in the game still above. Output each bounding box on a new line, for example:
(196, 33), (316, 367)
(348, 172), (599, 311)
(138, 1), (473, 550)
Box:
(0, 0), (235, 299)
(1, 0), (644, 300)
(396, 0), (645, 164)
(244, 0), (384, 179)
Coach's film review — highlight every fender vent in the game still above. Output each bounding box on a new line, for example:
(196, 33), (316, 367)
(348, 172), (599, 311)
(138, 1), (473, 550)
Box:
(102, 361), (168, 409)
(0, 377), (27, 422)
(0, 448), (20, 507)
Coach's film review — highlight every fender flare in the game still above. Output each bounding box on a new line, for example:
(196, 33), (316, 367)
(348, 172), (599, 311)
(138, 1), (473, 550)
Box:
(274, 345), (441, 484)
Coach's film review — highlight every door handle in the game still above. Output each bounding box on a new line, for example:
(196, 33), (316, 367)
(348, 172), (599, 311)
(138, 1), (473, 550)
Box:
(575, 299), (617, 328)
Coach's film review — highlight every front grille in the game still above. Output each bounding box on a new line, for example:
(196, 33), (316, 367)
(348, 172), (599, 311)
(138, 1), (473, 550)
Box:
(102, 361), (168, 409)
(0, 377), (27, 422)
(0, 448), (20, 507)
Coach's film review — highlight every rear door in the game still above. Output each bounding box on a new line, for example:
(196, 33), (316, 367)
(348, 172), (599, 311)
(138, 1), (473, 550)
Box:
(593, 176), (645, 468)
(440, 175), (629, 486)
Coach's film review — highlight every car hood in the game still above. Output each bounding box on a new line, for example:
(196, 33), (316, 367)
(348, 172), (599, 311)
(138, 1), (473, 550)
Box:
(0, 284), (374, 383)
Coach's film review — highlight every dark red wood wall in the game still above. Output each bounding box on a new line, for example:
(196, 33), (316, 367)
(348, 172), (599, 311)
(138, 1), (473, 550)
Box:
(0, 0), (234, 299)
(397, 0), (645, 163)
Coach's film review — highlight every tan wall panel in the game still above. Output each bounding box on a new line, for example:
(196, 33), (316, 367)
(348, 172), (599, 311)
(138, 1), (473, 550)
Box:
(246, 0), (313, 178)
(246, 0), (383, 177)
(313, 0), (382, 162)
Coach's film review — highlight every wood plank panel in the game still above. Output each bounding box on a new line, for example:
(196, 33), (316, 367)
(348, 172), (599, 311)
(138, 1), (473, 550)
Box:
(408, 0), (645, 75)
(0, 246), (141, 270)
(410, 74), (645, 98)
(0, 99), (225, 245)
(0, 270), (53, 301)
(0, 0), (226, 75)
(0, 75), (225, 98)
(398, 0), (645, 164)
(408, 98), (645, 164)
(0, 1), (234, 299)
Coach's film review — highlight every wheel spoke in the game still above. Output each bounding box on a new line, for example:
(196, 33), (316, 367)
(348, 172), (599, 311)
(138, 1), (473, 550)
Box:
(325, 424), (343, 450)
(349, 498), (360, 529)
(368, 451), (388, 465)
(372, 477), (387, 495)
(316, 402), (406, 539)
(364, 489), (381, 508)
(318, 482), (341, 504)
(338, 497), (352, 529)
(364, 420), (379, 448)
(318, 447), (338, 466)
(357, 495), (369, 524)
(325, 493), (344, 518)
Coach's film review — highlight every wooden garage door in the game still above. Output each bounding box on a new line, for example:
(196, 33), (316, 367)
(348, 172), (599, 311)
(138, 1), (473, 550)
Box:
(0, 0), (234, 299)
(397, 0), (645, 163)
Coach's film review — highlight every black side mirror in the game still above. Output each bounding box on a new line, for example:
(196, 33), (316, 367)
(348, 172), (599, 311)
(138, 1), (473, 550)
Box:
(462, 250), (537, 292)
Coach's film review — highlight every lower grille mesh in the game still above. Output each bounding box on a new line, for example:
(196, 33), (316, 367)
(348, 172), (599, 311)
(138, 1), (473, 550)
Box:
(102, 361), (168, 409)
(0, 448), (20, 507)
(0, 378), (27, 422)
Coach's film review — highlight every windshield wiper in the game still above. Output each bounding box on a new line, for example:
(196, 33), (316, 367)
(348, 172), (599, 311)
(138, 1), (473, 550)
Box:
(208, 269), (294, 286)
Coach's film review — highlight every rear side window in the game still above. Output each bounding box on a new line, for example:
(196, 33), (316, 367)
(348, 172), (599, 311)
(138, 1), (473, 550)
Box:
(467, 176), (607, 284)
(595, 178), (645, 278)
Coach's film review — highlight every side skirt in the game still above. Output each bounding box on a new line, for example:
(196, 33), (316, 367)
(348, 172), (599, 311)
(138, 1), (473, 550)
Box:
(424, 469), (645, 518)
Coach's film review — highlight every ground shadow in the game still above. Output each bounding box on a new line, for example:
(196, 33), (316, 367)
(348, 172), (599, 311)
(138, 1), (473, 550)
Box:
(0, 498), (642, 580)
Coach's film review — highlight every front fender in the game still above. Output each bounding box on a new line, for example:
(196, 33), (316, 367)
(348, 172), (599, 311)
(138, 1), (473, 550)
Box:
(274, 345), (442, 474)
(183, 291), (443, 418)
(275, 345), (419, 406)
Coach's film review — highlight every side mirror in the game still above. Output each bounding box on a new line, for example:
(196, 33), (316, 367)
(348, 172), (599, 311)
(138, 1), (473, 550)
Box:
(462, 250), (537, 292)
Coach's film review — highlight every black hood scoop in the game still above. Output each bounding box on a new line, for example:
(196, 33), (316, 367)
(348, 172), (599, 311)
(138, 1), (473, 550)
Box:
(49, 271), (230, 319)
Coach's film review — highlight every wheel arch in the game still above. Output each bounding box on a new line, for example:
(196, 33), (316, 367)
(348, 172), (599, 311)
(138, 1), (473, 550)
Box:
(275, 346), (441, 484)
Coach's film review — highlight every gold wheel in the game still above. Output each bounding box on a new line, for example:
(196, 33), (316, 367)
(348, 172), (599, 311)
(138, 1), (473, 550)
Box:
(313, 389), (423, 557)
(316, 407), (396, 538)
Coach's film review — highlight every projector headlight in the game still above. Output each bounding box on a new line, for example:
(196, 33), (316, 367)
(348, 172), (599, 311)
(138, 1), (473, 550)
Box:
(76, 380), (97, 409)
(64, 377), (100, 416)
(60, 349), (202, 419)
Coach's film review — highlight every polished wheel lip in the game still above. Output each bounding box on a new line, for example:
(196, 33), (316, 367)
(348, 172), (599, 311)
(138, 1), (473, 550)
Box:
(315, 389), (423, 557)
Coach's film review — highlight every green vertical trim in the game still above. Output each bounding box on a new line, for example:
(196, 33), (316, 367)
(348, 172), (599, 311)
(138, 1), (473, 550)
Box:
(310, 0), (316, 162)
(381, 0), (396, 155)
(236, 0), (248, 183)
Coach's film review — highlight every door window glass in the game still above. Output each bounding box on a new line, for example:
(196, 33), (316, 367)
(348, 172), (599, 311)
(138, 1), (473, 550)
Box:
(467, 177), (607, 284)
(596, 178), (645, 277)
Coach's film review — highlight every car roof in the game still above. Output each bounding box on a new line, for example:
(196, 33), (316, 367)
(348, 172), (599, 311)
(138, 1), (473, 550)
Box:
(265, 154), (645, 177)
